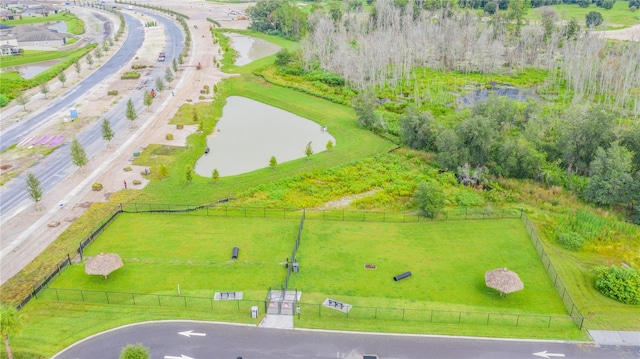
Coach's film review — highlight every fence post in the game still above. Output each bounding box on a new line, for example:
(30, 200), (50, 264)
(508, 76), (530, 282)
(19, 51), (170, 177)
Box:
(486, 313), (490, 325)
(184, 296), (187, 307)
(80, 290), (85, 302)
(105, 291), (109, 304)
(375, 307), (377, 319)
(67, 253), (71, 265)
(548, 316), (552, 328)
(33, 286), (37, 300)
(132, 293), (135, 305)
(158, 295), (161, 306)
(55, 288), (59, 301)
(458, 312), (462, 324)
(516, 315), (520, 327)
(210, 298), (213, 310)
(402, 308), (405, 321)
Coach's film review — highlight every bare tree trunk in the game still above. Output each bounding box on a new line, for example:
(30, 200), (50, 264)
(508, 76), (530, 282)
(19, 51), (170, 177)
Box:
(4, 335), (14, 359)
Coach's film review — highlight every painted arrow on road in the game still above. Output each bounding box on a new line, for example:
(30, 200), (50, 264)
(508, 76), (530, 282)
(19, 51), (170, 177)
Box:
(533, 351), (565, 358)
(178, 330), (206, 337)
(164, 355), (194, 359)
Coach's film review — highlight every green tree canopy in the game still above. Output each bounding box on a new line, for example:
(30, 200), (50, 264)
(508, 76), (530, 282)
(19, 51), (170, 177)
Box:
(414, 181), (445, 218)
(1, 303), (23, 359)
(584, 143), (636, 205)
(26, 172), (43, 208)
(70, 138), (88, 169)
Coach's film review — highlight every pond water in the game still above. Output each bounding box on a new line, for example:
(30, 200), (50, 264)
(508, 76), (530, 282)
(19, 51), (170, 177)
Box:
(458, 86), (541, 106)
(194, 96), (336, 177)
(17, 59), (63, 79)
(225, 33), (281, 66)
(47, 21), (67, 33)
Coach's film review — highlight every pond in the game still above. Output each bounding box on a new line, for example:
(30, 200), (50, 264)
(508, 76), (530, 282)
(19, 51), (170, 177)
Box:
(16, 59), (63, 79)
(194, 96), (336, 177)
(225, 33), (281, 66)
(458, 85), (541, 107)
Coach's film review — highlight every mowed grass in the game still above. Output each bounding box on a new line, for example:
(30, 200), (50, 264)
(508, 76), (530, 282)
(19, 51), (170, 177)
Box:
(49, 214), (300, 299)
(290, 218), (567, 315)
(526, 2), (640, 28)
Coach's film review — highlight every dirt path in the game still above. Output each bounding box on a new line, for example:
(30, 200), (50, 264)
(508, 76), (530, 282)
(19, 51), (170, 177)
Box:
(0, 1), (251, 285)
(601, 23), (640, 42)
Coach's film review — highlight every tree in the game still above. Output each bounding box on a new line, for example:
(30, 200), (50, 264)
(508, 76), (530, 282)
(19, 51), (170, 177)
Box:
(143, 91), (153, 110)
(58, 72), (67, 87)
(86, 53), (94, 68)
(39, 82), (49, 99)
(577, 0), (591, 7)
(456, 115), (498, 166)
(585, 11), (603, 28)
(101, 118), (114, 146)
(185, 165), (193, 184)
(491, 137), (546, 179)
(269, 156), (278, 169)
(325, 140), (334, 152)
(159, 165), (169, 179)
(126, 98), (137, 126)
(164, 67), (173, 83)
(119, 343), (150, 359)
(0, 303), (22, 359)
(565, 18), (580, 39)
(414, 181), (445, 218)
(436, 129), (466, 171)
(74, 60), (82, 75)
(70, 138), (88, 169)
(507, 0), (529, 36)
(211, 168), (220, 183)
(155, 77), (165, 91)
(353, 89), (380, 129)
(399, 106), (435, 151)
(584, 144), (636, 205)
(484, 2), (497, 14)
(15, 93), (28, 111)
(274, 48), (294, 66)
(102, 41), (110, 52)
(172, 58), (178, 72)
(94, 47), (103, 62)
(305, 141), (313, 160)
(26, 172), (43, 209)
(559, 106), (616, 175)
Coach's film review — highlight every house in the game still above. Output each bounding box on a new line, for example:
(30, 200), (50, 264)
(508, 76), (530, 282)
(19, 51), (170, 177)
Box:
(8, 24), (66, 48)
(0, 25), (19, 55)
(20, 5), (57, 17)
(0, 8), (17, 20)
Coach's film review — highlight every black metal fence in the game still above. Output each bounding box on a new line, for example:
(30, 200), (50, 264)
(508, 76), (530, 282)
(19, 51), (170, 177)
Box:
(284, 210), (305, 289)
(121, 203), (522, 223)
(521, 214), (585, 329)
(296, 302), (576, 329)
(40, 288), (264, 313)
(16, 206), (123, 310)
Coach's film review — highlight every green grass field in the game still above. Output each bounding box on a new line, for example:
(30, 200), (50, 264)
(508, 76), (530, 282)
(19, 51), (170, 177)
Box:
(291, 219), (566, 315)
(526, 2), (640, 28)
(49, 214), (300, 299)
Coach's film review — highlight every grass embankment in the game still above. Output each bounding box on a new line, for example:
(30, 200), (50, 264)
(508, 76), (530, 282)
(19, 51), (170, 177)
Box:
(0, 48), (87, 68)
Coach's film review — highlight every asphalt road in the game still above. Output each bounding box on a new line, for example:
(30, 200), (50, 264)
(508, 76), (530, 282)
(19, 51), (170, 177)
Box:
(0, 8), (184, 221)
(52, 321), (639, 359)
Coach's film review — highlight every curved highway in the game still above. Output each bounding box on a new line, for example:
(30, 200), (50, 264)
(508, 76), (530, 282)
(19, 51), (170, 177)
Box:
(52, 321), (639, 359)
(0, 8), (184, 221)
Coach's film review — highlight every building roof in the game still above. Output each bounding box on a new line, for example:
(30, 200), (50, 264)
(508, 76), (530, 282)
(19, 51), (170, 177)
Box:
(9, 25), (66, 42)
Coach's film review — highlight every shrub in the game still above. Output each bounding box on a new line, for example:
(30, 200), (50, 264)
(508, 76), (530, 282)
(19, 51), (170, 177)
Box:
(186, 98), (192, 102)
(0, 94), (9, 107)
(107, 90), (118, 96)
(132, 179), (142, 185)
(123, 167), (132, 172)
(176, 124), (184, 129)
(594, 265), (640, 305)
(166, 133), (174, 140)
(91, 183), (103, 191)
(557, 232), (586, 250)
(131, 64), (147, 69)
(121, 71), (141, 80)
(199, 95), (205, 100)
(304, 70), (345, 87)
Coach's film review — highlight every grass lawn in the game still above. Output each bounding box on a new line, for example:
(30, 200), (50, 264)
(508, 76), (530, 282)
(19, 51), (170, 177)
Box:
(291, 218), (566, 315)
(0, 12), (84, 34)
(526, 2), (640, 29)
(48, 214), (300, 299)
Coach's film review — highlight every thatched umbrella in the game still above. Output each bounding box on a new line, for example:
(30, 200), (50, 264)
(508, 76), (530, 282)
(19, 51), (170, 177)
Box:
(484, 267), (524, 297)
(85, 253), (123, 279)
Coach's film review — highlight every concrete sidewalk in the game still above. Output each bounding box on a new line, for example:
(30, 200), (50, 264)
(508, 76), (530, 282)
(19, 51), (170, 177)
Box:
(589, 330), (640, 347)
(258, 314), (294, 330)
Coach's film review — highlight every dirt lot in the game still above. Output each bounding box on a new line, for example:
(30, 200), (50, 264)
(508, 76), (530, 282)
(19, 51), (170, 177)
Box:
(0, 1), (252, 285)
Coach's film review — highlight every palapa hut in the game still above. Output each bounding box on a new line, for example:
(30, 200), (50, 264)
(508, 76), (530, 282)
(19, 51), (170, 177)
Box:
(85, 253), (123, 279)
(484, 267), (524, 297)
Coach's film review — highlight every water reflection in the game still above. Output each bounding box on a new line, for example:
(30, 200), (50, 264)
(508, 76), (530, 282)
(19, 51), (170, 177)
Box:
(194, 96), (336, 177)
(225, 33), (280, 66)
